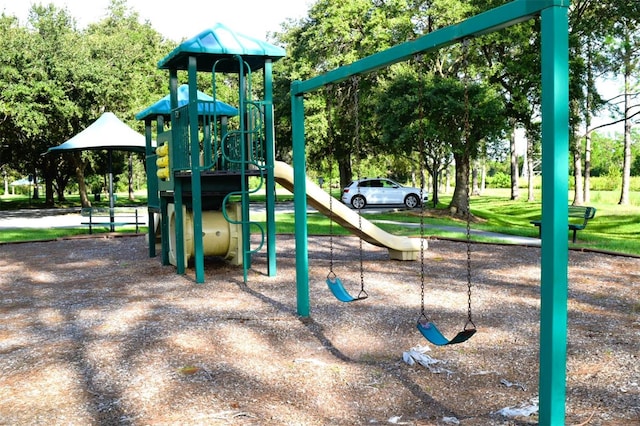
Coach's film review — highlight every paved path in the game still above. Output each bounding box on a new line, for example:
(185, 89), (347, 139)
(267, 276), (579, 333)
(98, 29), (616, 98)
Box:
(0, 208), (150, 229)
(0, 204), (540, 246)
(371, 219), (540, 246)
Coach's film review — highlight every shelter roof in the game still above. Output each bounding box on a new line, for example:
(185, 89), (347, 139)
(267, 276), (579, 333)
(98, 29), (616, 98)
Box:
(10, 177), (34, 186)
(46, 112), (146, 154)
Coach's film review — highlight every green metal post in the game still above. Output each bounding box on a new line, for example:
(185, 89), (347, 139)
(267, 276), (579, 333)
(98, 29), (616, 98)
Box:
(188, 56), (205, 283)
(160, 195), (170, 266)
(239, 65), (251, 283)
(169, 71), (186, 275)
(264, 60), (277, 277)
(291, 82), (310, 317)
(157, 114), (169, 266)
(144, 118), (156, 258)
(539, 4), (570, 424)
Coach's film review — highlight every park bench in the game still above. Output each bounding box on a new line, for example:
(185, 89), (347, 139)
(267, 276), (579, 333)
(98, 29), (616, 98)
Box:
(530, 205), (596, 243)
(81, 207), (144, 234)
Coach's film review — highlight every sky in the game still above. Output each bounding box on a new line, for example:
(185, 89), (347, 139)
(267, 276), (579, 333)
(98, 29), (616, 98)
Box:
(0, 0), (312, 41)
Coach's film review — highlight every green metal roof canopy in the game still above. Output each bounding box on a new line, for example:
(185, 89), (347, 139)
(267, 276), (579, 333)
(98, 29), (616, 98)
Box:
(135, 84), (239, 120)
(157, 23), (286, 73)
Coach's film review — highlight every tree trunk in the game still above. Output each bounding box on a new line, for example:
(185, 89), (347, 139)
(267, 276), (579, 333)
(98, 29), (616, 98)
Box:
(431, 168), (439, 207)
(31, 169), (39, 200)
(449, 152), (469, 216)
(73, 152), (91, 208)
(471, 160), (480, 196)
(584, 41), (593, 204)
(521, 138), (528, 180)
(571, 99), (584, 206)
(525, 124), (537, 202)
(337, 157), (352, 191)
(445, 167), (451, 194)
(45, 179), (55, 205)
(619, 82), (632, 205)
(527, 154), (535, 202)
(584, 129), (592, 203)
(509, 120), (519, 200)
(572, 135), (584, 206)
(41, 158), (56, 206)
(128, 154), (135, 201)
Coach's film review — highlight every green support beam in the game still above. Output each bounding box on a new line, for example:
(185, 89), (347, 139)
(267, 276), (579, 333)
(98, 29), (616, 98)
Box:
(169, 71), (186, 275)
(540, 5), (570, 424)
(188, 56), (206, 284)
(264, 60), (277, 277)
(291, 90), (310, 317)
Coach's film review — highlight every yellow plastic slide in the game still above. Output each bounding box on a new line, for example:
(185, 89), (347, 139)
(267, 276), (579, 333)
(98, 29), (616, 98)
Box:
(273, 161), (423, 260)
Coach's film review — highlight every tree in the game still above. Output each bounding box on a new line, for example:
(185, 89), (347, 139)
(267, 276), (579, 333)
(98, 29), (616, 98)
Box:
(611, 18), (640, 205)
(376, 64), (453, 206)
(0, 14), (32, 179)
(0, 4), (85, 206)
(377, 68), (506, 214)
(568, 0), (640, 205)
(439, 78), (506, 214)
(272, 0), (414, 187)
(0, 0), (177, 206)
(476, 17), (541, 202)
(80, 0), (170, 203)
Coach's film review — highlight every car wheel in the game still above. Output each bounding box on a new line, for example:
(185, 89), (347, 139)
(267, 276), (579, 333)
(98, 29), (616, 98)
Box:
(351, 195), (366, 209)
(404, 194), (420, 208)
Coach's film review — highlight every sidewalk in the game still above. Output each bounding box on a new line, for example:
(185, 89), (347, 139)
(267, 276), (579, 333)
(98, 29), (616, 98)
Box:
(372, 219), (541, 246)
(0, 208), (83, 229)
(0, 208), (149, 229)
(0, 205), (540, 246)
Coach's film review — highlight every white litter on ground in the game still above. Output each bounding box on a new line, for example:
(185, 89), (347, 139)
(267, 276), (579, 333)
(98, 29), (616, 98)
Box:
(402, 345), (453, 374)
(494, 397), (539, 418)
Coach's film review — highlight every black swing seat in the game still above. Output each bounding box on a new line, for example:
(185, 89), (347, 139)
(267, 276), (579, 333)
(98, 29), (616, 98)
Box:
(326, 273), (368, 303)
(417, 318), (476, 346)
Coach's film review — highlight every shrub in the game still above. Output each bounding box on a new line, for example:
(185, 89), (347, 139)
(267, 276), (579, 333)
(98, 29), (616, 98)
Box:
(486, 172), (511, 188)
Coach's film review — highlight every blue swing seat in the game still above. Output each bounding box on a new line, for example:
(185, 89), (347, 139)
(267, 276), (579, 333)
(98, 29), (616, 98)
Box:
(326, 275), (368, 303)
(417, 318), (476, 346)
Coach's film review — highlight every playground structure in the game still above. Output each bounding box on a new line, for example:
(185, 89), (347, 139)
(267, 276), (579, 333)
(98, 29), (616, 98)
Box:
(136, 24), (422, 284)
(136, 25), (284, 284)
(137, 0), (571, 422)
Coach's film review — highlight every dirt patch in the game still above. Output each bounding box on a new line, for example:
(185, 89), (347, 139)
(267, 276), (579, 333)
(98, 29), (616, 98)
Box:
(0, 234), (638, 425)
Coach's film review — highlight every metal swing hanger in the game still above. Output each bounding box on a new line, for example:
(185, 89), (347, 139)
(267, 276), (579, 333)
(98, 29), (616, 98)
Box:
(324, 82), (368, 303)
(414, 45), (476, 346)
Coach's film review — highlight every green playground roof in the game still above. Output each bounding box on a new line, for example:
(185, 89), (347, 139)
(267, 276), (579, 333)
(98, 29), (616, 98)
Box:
(158, 23), (286, 73)
(135, 84), (238, 121)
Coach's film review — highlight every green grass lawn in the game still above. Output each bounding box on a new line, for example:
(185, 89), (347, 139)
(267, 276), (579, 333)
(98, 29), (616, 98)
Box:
(2, 189), (639, 256)
(0, 227), (147, 243)
(250, 188), (640, 256)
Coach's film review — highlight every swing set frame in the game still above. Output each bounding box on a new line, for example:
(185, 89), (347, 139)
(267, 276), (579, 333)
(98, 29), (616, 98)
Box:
(290, 1), (571, 424)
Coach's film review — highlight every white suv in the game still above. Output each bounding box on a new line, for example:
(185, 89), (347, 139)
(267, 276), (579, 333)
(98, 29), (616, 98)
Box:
(341, 178), (428, 209)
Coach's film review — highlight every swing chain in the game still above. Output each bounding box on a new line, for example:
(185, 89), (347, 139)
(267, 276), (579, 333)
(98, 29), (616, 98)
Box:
(326, 84), (335, 275)
(415, 54), (428, 321)
(351, 76), (366, 295)
(462, 38), (474, 328)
